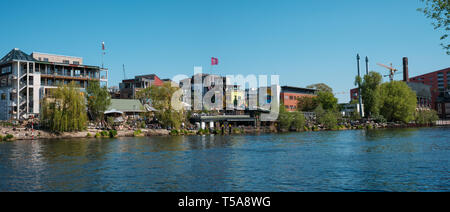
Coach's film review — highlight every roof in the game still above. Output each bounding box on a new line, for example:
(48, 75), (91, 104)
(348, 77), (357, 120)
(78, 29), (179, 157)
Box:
(107, 99), (146, 113)
(407, 82), (432, 98)
(0, 48), (36, 65)
(410, 67), (450, 79)
(281, 86), (317, 95)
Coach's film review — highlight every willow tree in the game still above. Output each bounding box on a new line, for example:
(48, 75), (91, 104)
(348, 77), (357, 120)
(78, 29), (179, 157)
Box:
(41, 82), (87, 132)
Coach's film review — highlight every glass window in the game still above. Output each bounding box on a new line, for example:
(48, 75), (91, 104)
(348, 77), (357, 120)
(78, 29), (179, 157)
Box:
(63, 60), (70, 64)
(43, 58), (49, 62)
(1, 93), (6, 100)
(73, 61), (80, 65)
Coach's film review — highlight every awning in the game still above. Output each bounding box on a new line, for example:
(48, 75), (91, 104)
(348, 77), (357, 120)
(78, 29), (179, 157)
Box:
(104, 109), (124, 115)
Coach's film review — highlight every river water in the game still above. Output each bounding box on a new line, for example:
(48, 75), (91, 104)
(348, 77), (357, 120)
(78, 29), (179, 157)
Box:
(0, 127), (449, 192)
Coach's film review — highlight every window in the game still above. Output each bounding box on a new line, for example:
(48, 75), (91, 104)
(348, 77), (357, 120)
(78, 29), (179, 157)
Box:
(1, 93), (6, 100)
(63, 60), (70, 64)
(73, 61), (80, 65)
(43, 58), (49, 62)
(289, 96), (294, 100)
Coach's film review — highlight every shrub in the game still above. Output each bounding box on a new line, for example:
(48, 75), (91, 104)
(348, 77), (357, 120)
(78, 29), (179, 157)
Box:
(3, 134), (14, 141)
(109, 130), (118, 138)
(414, 110), (439, 125)
(134, 129), (143, 137)
(86, 133), (92, 137)
(101, 131), (109, 137)
(232, 128), (241, 134)
(170, 129), (179, 136)
(95, 132), (101, 138)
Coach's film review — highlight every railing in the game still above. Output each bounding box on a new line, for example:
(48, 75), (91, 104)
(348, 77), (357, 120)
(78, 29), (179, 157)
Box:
(436, 120), (450, 126)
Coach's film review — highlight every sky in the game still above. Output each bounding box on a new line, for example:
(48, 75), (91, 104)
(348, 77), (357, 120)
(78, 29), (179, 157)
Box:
(0, 0), (448, 103)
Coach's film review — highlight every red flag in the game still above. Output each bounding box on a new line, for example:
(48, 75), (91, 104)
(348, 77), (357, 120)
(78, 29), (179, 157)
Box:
(211, 57), (218, 66)
(102, 42), (105, 50)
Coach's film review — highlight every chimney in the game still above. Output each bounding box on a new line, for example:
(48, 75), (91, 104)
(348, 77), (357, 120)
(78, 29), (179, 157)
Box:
(403, 57), (409, 82)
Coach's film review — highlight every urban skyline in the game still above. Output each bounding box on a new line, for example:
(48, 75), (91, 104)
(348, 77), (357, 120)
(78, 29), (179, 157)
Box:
(0, 0), (449, 103)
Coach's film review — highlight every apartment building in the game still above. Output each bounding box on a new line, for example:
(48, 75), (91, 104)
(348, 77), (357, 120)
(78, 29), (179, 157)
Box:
(0, 48), (108, 120)
(119, 74), (164, 99)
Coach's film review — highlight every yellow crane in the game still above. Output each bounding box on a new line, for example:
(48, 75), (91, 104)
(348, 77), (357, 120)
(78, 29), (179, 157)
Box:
(376, 63), (399, 82)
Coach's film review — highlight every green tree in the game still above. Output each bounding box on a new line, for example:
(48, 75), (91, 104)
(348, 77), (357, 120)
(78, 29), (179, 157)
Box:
(418, 0), (450, 55)
(136, 82), (185, 129)
(291, 111), (306, 131)
(360, 71), (383, 117)
(414, 110), (439, 124)
(297, 96), (319, 112)
(307, 83), (333, 93)
(86, 81), (111, 125)
(41, 82), (87, 132)
(314, 105), (338, 129)
(277, 103), (293, 130)
(376, 81), (417, 123)
(316, 91), (338, 111)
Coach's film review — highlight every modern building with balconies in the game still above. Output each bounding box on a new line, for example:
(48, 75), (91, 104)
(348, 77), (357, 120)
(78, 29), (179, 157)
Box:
(0, 48), (108, 120)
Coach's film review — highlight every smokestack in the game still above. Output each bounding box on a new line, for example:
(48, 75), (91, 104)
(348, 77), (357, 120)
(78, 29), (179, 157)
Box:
(403, 57), (409, 82)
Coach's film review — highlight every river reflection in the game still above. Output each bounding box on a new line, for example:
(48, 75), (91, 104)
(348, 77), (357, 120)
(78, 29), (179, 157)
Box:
(0, 127), (449, 191)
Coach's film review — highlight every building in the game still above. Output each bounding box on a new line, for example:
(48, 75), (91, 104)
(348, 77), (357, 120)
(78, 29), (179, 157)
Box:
(119, 74), (164, 99)
(280, 86), (317, 112)
(409, 67), (450, 117)
(0, 48), (108, 120)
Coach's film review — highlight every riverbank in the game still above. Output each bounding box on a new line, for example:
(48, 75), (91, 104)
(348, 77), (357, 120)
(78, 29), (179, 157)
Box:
(1, 121), (446, 141)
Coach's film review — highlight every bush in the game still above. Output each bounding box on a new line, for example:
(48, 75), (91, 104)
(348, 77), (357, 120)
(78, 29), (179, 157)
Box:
(95, 132), (101, 138)
(317, 111), (338, 130)
(170, 129), (179, 136)
(291, 112), (306, 131)
(3, 134), (14, 141)
(414, 110), (439, 125)
(109, 130), (118, 138)
(134, 129), (143, 137)
(232, 128), (241, 134)
(101, 131), (109, 137)
(86, 133), (92, 138)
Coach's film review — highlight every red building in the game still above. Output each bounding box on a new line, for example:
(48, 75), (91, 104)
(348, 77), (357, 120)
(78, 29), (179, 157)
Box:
(280, 86), (317, 112)
(350, 88), (359, 102)
(410, 67), (450, 118)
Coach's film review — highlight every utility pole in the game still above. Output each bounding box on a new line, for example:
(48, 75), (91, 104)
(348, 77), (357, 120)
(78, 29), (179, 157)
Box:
(357, 54), (364, 118)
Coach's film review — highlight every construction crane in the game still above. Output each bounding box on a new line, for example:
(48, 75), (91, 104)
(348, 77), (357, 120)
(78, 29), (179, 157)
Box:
(377, 63), (400, 82)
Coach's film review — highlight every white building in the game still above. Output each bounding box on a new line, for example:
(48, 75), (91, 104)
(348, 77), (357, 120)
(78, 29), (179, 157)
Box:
(0, 48), (108, 120)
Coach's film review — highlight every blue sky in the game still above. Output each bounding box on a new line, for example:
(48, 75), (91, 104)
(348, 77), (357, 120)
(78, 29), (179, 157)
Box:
(1, 0), (448, 103)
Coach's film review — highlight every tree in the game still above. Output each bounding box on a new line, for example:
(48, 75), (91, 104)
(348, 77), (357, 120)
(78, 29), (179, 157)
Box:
(136, 82), (185, 129)
(291, 111), (306, 131)
(307, 83), (333, 93)
(297, 96), (319, 112)
(314, 105), (339, 129)
(418, 0), (450, 55)
(360, 72), (383, 117)
(277, 103), (293, 130)
(316, 91), (338, 111)
(41, 82), (87, 132)
(376, 81), (417, 123)
(86, 81), (111, 125)
(414, 110), (439, 124)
